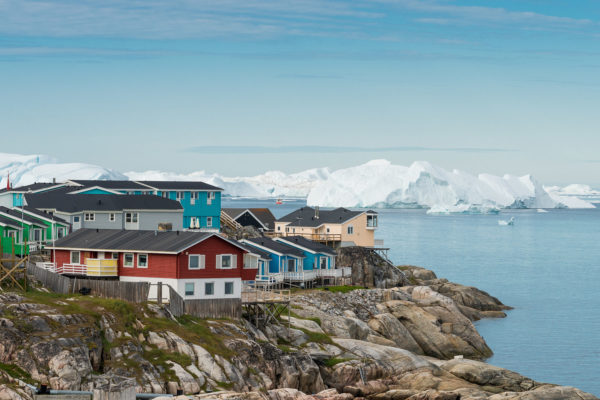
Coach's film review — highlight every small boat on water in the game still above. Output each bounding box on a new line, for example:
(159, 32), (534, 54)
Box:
(275, 198), (283, 205)
(498, 217), (515, 226)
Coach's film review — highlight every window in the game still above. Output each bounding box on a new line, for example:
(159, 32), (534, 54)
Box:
(84, 213), (95, 221)
(320, 257), (328, 269)
(33, 229), (42, 242)
(190, 192), (199, 204)
(207, 217), (212, 227)
(124, 253), (134, 267)
(109, 213), (116, 222)
(217, 254), (235, 269)
(277, 226), (281, 231)
(176, 192), (184, 202)
(161, 192), (169, 198)
(205, 282), (214, 296)
(57, 227), (66, 238)
(224, 281), (234, 295)
(185, 283), (195, 296)
(287, 258), (296, 272)
(4, 230), (16, 240)
(367, 214), (378, 228)
(190, 217), (198, 228)
(137, 254), (148, 268)
(188, 255), (205, 270)
(326, 227), (330, 233)
(112, 252), (119, 259)
(70, 251), (80, 264)
(285, 227), (290, 233)
(207, 191), (215, 205)
(125, 212), (138, 223)
(74, 216), (80, 223)
(347, 225), (354, 234)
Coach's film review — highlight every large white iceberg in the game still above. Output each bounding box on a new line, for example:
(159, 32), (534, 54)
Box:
(0, 153), (595, 210)
(306, 160), (595, 211)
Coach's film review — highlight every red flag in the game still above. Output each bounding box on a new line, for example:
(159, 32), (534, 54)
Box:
(6, 173), (9, 190)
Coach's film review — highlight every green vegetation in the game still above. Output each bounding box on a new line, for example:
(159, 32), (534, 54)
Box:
(0, 362), (35, 384)
(297, 328), (333, 345)
(288, 310), (321, 327)
(322, 357), (351, 368)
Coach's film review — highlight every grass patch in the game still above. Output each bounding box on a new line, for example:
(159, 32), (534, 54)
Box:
(0, 362), (35, 384)
(297, 328), (333, 345)
(277, 344), (295, 353)
(322, 358), (351, 368)
(288, 311), (321, 327)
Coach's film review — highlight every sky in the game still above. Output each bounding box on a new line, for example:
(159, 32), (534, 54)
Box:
(1, 1), (599, 185)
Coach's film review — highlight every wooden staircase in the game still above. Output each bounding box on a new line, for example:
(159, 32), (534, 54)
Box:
(220, 211), (243, 231)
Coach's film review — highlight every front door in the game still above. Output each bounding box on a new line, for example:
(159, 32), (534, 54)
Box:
(73, 216), (81, 230)
(320, 257), (328, 269)
(287, 259), (295, 272)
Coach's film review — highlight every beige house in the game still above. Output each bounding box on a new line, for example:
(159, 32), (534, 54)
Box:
(272, 207), (378, 247)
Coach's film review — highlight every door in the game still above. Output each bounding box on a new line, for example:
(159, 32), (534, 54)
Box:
(73, 216), (81, 230)
(320, 257), (328, 270)
(98, 252), (105, 259)
(287, 258), (296, 272)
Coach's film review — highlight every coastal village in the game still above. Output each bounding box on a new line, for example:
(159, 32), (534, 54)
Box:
(0, 178), (596, 400)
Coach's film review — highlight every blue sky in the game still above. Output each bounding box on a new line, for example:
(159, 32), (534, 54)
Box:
(1, 1), (599, 185)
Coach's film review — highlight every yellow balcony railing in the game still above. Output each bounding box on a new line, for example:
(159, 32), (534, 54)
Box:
(85, 258), (118, 277)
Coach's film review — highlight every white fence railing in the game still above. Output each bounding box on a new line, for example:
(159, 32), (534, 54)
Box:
(253, 267), (352, 284)
(36, 261), (118, 277)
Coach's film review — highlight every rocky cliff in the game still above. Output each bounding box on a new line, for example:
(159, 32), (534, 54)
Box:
(0, 266), (596, 400)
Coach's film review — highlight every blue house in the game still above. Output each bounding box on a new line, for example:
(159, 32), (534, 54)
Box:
(240, 237), (305, 277)
(0, 182), (66, 208)
(66, 180), (223, 231)
(274, 236), (337, 271)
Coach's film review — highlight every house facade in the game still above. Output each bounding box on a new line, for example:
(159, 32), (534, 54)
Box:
(240, 237), (305, 278)
(222, 208), (276, 231)
(0, 182), (66, 208)
(47, 229), (259, 300)
(0, 207), (50, 255)
(274, 236), (337, 271)
(66, 180), (223, 231)
(273, 207), (379, 247)
(25, 193), (184, 232)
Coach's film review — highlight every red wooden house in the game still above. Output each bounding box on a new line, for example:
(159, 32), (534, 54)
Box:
(46, 229), (262, 299)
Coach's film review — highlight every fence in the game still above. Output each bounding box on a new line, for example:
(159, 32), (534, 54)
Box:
(27, 263), (71, 294)
(165, 285), (241, 319)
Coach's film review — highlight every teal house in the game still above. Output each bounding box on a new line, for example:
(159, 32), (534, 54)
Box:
(274, 236), (337, 271)
(240, 237), (305, 276)
(0, 182), (66, 208)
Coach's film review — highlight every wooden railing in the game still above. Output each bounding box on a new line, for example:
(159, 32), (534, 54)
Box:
(220, 211), (242, 230)
(37, 259), (118, 277)
(265, 232), (342, 242)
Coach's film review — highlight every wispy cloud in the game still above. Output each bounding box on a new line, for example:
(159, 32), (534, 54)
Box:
(186, 145), (515, 154)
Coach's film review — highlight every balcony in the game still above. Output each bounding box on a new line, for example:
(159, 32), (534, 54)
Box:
(265, 232), (342, 243)
(37, 258), (118, 277)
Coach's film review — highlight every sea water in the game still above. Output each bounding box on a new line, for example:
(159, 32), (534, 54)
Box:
(223, 198), (600, 396)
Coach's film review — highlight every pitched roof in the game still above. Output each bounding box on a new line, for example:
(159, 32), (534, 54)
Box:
(137, 181), (223, 191)
(242, 237), (305, 258)
(48, 229), (215, 253)
(222, 208), (276, 229)
(0, 206), (47, 228)
(21, 206), (70, 225)
(278, 207), (364, 227)
(25, 193), (183, 213)
(68, 180), (152, 190)
(0, 182), (66, 194)
(235, 242), (272, 259)
(276, 236), (337, 255)
(0, 215), (21, 229)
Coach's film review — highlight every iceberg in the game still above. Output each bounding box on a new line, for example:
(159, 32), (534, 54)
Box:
(0, 152), (595, 210)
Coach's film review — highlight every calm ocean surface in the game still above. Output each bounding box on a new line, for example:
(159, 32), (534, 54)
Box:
(223, 198), (600, 396)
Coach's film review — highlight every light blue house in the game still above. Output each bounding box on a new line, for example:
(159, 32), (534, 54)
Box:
(274, 236), (337, 271)
(240, 237), (305, 277)
(66, 180), (223, 231)
(0, 182), (66, 208)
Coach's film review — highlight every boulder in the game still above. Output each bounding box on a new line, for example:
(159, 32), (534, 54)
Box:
(368, 313), (423, 354)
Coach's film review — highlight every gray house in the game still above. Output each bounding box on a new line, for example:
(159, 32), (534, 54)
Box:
(25, 193), (183, 231)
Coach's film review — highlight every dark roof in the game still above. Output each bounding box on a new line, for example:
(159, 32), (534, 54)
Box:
(222, 208), (276, 229)
(49, 229), (214, 253)
(243, 237), (305, 257)
(0, 207), (47, 228)
(22, 206), (70, 225)
(0, 215), (21, 229)
(235, 242), (272, 259)
(276, 236), (337, 255)
(25, 193), (183, 213)
(0, 182), (66, 194)
(278, 207), (364, 227)
(69, 180), (152, 190)
(137, 181), (223, 191)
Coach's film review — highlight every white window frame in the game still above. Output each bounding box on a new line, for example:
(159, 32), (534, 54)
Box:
(320, 257), (328, 270)
(347, 225), (354, 234)
(207, 217), (212, 227)
(109, 213), (116, 222)
(190, 216), (197, 228)
(32, 228), (42, 242)
(188, 254), (205, 270)
(185, 282), (195, 296)
(207, 191), (215, 205)
(217, 254), (236, 269)
(84, 213), (95, 221)
(161, 191), (169, 198)
(137, 253), (148, 268)
(125, 212), (139, 224)
(190, 191), (198, 205)
(176, 191), (184, 202)
(224, 281), (234, 295)
(123, 253), (134, 268)
(57, 227), (66, 238)
(70, 251), (81, 264)
(204, 282), (215, 296)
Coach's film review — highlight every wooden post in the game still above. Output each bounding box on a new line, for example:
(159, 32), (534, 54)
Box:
(157, 282), (162, 305)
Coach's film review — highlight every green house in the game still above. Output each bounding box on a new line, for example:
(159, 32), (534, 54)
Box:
(0, 215), (24, 255)
(0, 207), (59, 255)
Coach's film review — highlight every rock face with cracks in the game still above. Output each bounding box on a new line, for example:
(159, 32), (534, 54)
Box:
(0, 266), (596, 400)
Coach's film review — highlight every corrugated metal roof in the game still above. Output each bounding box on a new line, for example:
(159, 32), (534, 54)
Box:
(25, 193), (182, 213)
(69, 180), (152, 190)
(243, 237), (305, 257)
(278, 207), (364, 227)
(138, 181), (223, 191)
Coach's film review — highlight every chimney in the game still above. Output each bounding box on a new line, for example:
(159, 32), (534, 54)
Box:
(53, 177), (56, 184)
(314, 206), (319, 220)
